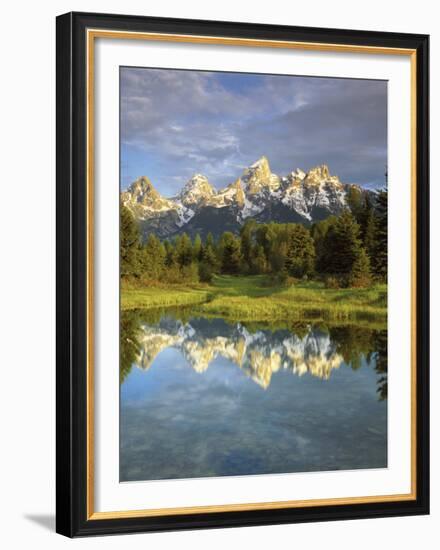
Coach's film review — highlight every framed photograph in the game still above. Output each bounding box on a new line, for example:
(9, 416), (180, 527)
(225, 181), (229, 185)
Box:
(56, 11), (429, 537)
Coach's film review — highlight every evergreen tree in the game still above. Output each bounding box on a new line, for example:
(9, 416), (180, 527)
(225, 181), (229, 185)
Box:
(269, 241), (287, 274)
(373, 187), (388, 280)
(348, 247), (372, 287)
(175, 233), (193, 267)
(192, 233), (202, 261)
(219, 232), (243, 274)
(120, 206), (140, 276)
(256, 223), (277, 262)
(284, 225), (315, 277)
(201, 243), (218, 271)
(321, 210), (363, 278)
(346, 186), (364, 224)
(163, 240), (175, 267)
(205, 232), (215, 249)
(139, 234), (166, 280)
(311, 216), (337, 274)
(250, 244), (267, 274)
(240, 219), (257, 272)
(358, 194), (376, 257)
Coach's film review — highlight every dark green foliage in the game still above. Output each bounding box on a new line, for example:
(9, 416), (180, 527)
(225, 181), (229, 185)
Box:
(120, 206), (140, 276)
(120, 310), (141, 383)
(240, 219), (257, 273)
(348, 247), (372, 288)
(219, 232), (243, 274)
(372, 188), (388, 280)
(198, 261), (214, 282)
(346, 186), (364, 224)
(175, 233), (193, 267)
(205, 232), (215, 249)
(284, 224), (315, 277)
(121, 200), (387, 289)
(319, 210), (363, 276)
(373, 330), (388, 400)
(311, 216), (338, 273)
(139, 234), (166, 280)
(330, 325), (375, 371)
(249, 244), (267, 274)
(193, 233), (202, 261)
(358, 194), (376, 257)
(201, 243), (219, 271)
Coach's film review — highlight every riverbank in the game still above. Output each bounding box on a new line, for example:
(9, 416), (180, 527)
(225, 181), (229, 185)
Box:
(121, 275), (387, 326)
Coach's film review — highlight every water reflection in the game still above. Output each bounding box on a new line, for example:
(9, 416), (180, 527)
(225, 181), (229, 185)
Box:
(120, 311), (387, 481)
(121, 310), (387, 395)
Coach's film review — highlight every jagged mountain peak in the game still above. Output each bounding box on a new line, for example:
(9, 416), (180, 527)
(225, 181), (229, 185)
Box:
(250, 155), (270, 169)
(179, 174), (215, 206)
(243, 156), (271, 182)
(308, 164), (330, 179)
(242, 156), (282, 195)
(291, 168), (306, 181)
(302, 164), (343, 188)
(129, 175), (158, 196)
(121, 157), (368, 239)
(124, 176), (166, 205)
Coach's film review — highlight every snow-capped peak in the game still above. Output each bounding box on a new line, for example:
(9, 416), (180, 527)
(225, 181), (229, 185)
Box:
(121, 158), (367, 239)
(178, 174), (215, 206)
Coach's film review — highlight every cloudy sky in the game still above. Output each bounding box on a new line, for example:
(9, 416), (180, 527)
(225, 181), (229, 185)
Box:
(120, 67), (387, 195)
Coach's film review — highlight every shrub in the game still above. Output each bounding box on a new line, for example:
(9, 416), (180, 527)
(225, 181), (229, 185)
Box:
(199, 262), (214, 283)
(324, 275), (341, 289)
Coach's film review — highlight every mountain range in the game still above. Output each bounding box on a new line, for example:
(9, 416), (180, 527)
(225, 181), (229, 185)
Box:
(121, 156), (365, 239)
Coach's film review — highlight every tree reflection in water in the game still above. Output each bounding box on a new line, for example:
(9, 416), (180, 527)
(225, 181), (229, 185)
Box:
(120, 310), (387, 396)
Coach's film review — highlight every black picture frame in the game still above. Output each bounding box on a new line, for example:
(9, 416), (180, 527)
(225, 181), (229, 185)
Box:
(56, 11), (430, 537)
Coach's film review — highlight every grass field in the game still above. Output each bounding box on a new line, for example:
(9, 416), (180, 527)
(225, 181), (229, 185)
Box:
(121, 275), (387, 326)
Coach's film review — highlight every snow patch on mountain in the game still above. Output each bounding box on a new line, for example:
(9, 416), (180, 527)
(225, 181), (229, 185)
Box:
(122, 157), (365, 239)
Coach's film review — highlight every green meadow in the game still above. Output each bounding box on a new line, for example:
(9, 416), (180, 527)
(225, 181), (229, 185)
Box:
(121, 275), (387, 327)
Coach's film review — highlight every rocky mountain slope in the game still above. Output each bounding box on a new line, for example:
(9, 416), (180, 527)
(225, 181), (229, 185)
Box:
(121, 156), (364, 239)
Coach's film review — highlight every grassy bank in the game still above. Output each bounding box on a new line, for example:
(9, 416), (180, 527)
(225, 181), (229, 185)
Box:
(121, 275), (387, 326)
(121, 283), (210, 310)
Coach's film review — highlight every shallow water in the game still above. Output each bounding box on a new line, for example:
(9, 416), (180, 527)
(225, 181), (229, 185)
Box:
(120, 312), (387, 482)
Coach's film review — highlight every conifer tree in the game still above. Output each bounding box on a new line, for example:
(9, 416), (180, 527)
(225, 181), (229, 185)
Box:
(284, 225), (315, 277)
(140, 234), (166, 280)
(120, 206), (140, 276)
(205, 232), (215, 249)
(175, 233), (193, 267)
(192, 233), (202, 261)
(321, 210), (362, 277)
(359, 194), (376, 257)
(373, 187), (388, 280)
(346, 186), (364, 224)
(269, 241), (287, 273)
(250, 244), (267, 274)
(240, 219), (257, 272)
(219, 232), (243, 274)
(348, 247), (372, 287)
(201, 243), (218, 271)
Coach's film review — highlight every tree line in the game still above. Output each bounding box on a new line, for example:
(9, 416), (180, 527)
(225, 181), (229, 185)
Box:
(121, 187), (387, 288)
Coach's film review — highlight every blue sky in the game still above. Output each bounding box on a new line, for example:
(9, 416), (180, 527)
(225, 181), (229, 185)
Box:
(120, 67), (387, 195)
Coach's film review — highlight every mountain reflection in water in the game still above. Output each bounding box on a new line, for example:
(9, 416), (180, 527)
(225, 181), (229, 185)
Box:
(120, 311), (387, 482)
(121, 311), (387, 395)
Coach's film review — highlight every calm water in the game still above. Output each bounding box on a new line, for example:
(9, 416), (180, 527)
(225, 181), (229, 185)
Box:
(120, 311), (387, 482)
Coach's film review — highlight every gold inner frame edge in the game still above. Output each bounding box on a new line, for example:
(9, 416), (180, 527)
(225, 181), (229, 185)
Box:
(86, 28), (418, 521)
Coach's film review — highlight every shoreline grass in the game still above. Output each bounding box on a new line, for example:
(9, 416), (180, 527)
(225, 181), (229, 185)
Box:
(121, 275), (387, 326)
